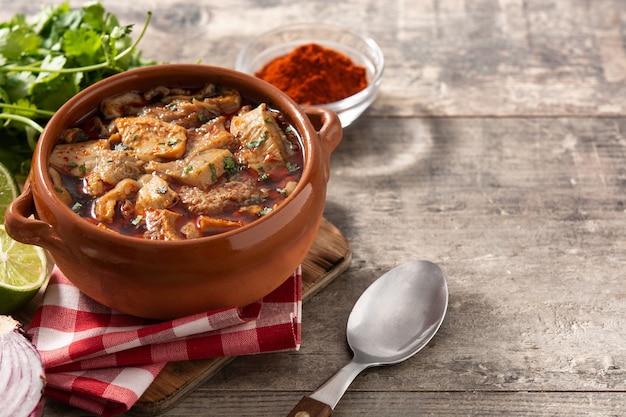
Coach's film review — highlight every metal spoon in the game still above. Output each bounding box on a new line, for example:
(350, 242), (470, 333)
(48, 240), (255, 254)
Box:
(286, 260), (449, 417)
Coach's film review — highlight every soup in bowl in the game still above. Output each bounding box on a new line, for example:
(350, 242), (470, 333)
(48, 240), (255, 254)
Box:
(5, 64), (342, 319)
(50, 83), (304, 240)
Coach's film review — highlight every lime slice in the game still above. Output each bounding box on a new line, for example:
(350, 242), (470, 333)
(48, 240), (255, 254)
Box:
(0, 225), (48, 314)
(0, 162), (19, 223)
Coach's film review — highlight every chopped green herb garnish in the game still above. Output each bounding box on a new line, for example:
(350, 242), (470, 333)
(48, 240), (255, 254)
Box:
(166, 139), (179, 146)
(131, 215), (143, 226)
(183, 165), (194, 175)
(223, 156), (238, 177)
(258, 207), (273, 216)
(258, 173), (270, 182)
(71, 202), (83, 212)
(246, 132), (268, 149)
(76, 131), (90, 141)
(209, 163), (217, 182)
(79, 163), (87, 176)
(285, 162), (299, 172)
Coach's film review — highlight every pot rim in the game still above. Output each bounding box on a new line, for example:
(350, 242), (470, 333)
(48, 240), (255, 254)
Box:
(33, 63), (322, 246)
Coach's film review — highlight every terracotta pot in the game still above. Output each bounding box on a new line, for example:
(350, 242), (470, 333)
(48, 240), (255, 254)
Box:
(5, 64), (342, 319)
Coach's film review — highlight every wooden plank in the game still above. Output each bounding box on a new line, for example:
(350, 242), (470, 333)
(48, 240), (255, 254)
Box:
(1, 0), (626, 117)
(192, 116), (626, 395)
(324, 116), (626, 392)
(131, 391), (626, 417)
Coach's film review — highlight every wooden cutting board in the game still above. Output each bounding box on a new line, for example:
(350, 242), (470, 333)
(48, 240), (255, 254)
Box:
(127, 218), (351, 415)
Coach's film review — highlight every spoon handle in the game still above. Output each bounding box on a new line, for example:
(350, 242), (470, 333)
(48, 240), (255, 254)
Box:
(286, 396), (333, 417)
(286, 360), (368, 416)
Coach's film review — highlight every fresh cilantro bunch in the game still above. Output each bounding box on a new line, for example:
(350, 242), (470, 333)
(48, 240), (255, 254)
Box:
(0, 1), (154, 178)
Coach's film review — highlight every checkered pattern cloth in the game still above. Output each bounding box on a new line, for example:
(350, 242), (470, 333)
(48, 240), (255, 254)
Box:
(27, 266), (302, 417)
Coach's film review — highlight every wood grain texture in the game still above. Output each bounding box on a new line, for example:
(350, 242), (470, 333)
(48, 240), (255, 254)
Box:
(1, 0), (625, 416)
(2, 0), (625, 117)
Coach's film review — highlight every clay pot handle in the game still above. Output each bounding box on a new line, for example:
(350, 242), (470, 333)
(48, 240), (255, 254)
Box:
(4, 180), (67, 254)
(304, 107), (342, 180)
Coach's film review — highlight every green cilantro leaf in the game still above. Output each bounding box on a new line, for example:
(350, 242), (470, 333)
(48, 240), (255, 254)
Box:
(0, 2), (154, 180)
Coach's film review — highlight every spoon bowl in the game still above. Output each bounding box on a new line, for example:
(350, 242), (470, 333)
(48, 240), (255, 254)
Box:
(286, 260), (448, 417)
(348, 260), (448, 364)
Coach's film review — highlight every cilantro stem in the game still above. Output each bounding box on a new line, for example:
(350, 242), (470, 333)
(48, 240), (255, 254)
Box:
(0, 3), (155, 177)
(0, 11), (152, 75)
(0, 114), (44, 133)
(0, 103), (55, 117)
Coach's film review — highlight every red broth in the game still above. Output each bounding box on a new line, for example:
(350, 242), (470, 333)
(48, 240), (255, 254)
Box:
(49, 84), (304, 240)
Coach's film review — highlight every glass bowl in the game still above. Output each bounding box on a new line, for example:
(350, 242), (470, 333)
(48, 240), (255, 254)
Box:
(236, 23), (384, 128)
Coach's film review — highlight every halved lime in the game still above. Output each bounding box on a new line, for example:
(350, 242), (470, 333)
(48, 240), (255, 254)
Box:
(0, 225), (48, 314)
(0, 162), (19, 223)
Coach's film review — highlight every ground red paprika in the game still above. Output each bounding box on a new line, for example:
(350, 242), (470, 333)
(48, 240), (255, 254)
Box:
(255, 43), (368, 106)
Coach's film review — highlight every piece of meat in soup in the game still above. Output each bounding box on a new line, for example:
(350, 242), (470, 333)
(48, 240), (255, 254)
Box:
(231, 103), (293, 172)
(114, 116), (187, 161)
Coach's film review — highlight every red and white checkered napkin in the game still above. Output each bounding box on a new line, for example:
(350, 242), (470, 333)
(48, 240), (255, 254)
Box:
(27, 266), (302, 417)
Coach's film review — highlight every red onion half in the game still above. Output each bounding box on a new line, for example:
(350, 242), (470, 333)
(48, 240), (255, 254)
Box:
(0, 316), (45, 417)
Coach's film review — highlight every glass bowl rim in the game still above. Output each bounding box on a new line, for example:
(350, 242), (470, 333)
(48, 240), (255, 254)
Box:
(235, 22), (384, 109)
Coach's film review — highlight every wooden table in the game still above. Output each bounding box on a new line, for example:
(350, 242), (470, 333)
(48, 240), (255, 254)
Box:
(3, 0), (626, 415)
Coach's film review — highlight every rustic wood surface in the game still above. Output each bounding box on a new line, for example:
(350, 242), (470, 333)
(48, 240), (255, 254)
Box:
(2, 0), (625, 416)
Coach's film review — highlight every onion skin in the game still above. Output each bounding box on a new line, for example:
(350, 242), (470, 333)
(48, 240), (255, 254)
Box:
(0, 316), (46, 417)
